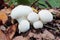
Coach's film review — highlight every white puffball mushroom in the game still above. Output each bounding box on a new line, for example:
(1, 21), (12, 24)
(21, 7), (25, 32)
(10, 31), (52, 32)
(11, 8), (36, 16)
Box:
(27, 12), (39, 24)
(33, 21), (43, 29)
(10, 5), (33, 19)
(38, 10), (53, 24)
(18, 20), (30, 33)
(17, 16), (27, 23)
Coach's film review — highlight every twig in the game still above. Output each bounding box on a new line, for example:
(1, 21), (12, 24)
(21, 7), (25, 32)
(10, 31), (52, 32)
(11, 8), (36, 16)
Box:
(44, 25), (59, 31)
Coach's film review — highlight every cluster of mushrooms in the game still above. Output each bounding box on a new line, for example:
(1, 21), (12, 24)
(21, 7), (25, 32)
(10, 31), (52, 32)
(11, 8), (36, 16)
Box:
(10, 5), (53, 33)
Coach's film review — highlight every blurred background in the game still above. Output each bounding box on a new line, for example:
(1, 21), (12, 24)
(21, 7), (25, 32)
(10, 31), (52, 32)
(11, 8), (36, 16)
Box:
(1, 0), (60, 9)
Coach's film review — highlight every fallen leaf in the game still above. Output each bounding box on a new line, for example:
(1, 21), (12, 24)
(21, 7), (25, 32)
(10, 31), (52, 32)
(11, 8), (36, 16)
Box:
(28, 31), (34, 37)
(6, 24), (17, 39)
(55, 20), (60, 24)
(56, 13), (60, 18)
(42, 30), (55, 40)
(55, 37), (60, 40)
(0, 30), (10, 40)
(0, 25), (6, 31)
(13, 36), (24, 40)
(1, 7), (11, 15)
(34, 33), (42, 40)
(13, 36), (29, 40)
(0, 11), (8, 24)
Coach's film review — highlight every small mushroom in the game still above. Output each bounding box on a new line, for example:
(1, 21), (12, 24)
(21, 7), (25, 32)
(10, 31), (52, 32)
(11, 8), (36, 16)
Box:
(38, 10), (53, 24)
(18, 20), (30, 33)
(27, 12), (39, 24)
(33, 21), (43, 29)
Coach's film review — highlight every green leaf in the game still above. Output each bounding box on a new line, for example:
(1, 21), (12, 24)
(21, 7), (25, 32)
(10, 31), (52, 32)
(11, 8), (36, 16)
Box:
(4, 0), (8, 2)
(28, 0), (37, 5)
(35, 0), (49, 8)
(35, 0), (60, 8)
(8, 0), (18, 6)
(48, 0), (60, 8)
(8, 0), (36, 6)
(17, 0), (30, 5)
(8, 0), (60, 8)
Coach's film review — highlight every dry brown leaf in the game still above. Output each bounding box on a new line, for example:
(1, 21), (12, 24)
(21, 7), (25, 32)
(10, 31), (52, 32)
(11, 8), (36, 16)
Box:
(0, 30), (10, 40)
(56, 37), (60, 40)
(34, 33), (42, 40)
(55, 20), (60, 24)
(42, 30), (55, 40)
(1, 7), (11, 15)
(13, 36), (24, 40)
(0, 11), (8, 24)
(28, 31), (34, 37)
(49, 9), (54, 12)
(6, 24), (17, 39)
(13, 36), (29, 40)
(56, 13), (60, 18)
(0, 25), (6, 31)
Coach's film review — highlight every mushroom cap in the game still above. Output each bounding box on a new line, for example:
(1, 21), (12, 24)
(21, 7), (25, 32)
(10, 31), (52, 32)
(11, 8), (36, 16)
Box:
(33, 21), (43, 29)
(38, 10), (53, 24)
(18, 20), (30, 33)
(17, 16), (27, 23)
(27, 12), (39, 24)
(10, 5), (33, 19)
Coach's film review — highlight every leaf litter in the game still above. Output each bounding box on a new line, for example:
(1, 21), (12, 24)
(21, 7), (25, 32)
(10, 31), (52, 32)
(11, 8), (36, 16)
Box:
(0, 3), (60, 40)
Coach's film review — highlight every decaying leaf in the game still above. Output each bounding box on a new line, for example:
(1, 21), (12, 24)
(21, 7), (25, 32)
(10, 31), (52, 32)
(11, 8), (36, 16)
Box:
(0, 11), (8, 24)
(0, 30), (10, 40)
(42, 30), (55, 40)
(55, 20), (60, 24)
(0, 25), (6, 31)
(55, 37), (60, 40)
(13, 36), (24, 40)
(13, 36), (29, 40)
(1, 7), (11, 15)
(56, 13), (60, 18)
(28, 31), (34, 37)
(6, 24), (17, 39)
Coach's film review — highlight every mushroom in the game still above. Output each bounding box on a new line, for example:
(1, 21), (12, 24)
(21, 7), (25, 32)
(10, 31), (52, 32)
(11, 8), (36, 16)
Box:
(27, 12), (39, 24)
(18, 20), (30, 33)
(17, 16), (27, 23)
(10, 5), (33, 19)
(38, 10), (53, 24)
(10, 5), (33, 33)
(33, 21), (43, 29)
